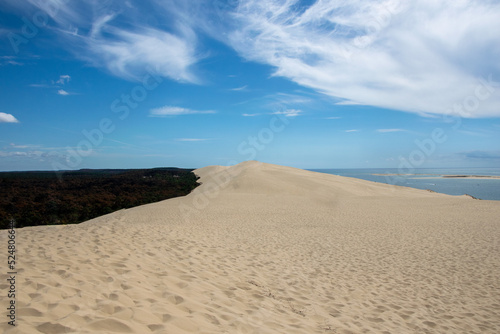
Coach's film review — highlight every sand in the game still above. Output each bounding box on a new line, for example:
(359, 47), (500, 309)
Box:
(1, 161), (500, 333)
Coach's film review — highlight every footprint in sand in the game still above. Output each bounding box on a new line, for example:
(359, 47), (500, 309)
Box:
(147, 324), (164, 331)
(36, 322), (71, 334)
(88, 318), (133, 332)
(167, 295), (184, 305)
(18, 307), (43, 317)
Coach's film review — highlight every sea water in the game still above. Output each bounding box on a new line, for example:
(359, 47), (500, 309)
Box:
(311, 168), (500, 201)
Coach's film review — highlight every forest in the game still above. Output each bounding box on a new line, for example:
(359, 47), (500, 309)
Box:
(0, 168), (200, 229)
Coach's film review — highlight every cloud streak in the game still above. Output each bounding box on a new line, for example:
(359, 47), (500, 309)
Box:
(149, 106), (215, 117)
(9, 143), (40, 149)
(271, 109), (302, 117)
(231, 85), (248, 91)
(175, 138), (208, 142)
(377, 128), (405, 133)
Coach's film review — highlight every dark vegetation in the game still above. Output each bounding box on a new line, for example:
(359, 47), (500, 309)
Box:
(0, 168), (199, 229)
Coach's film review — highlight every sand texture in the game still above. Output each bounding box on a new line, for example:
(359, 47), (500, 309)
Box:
(1, 161), (500, 333)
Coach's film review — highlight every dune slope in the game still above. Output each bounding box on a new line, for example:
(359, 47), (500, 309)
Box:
(1, 161), (500, 333)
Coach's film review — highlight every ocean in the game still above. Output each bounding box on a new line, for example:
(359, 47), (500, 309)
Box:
(311, 168), (500, 201)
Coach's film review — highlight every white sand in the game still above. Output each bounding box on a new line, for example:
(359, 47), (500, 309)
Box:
(1, 161), (500, 333)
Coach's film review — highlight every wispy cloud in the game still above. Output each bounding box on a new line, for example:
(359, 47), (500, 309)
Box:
(231, 85), (248, 91)
(271, 109), (302, 117)
(335, 101), (363, 106)
(235, 92), (315, 116)
(325, 116), (341, 120)
(175, 138), (208, 142)
(0, 151), (30, 157)
(56, 75), (71, 85)
(30, 74), (72, 89)
(9, 143), (41, 149)
(0, 149), (65, 160)
(345, 129), (359, 133)
(455, 127), (495, 137)
(9, 1), (202, 83)
(0, 112), (19, 123)
(29, 84), (52, 88)
(85, 26), (200, 83)
(0, 60), (23, 66)
(57, 89), (70, 96)
(270, 93), (313, 106)
(377, 128), (405, 133)
(224, 0), (500, 118)
(242, 113), (261, 117)
(149, 106), (215, 117)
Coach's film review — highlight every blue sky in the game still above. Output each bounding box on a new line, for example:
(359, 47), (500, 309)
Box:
(1, 0), (499, 171)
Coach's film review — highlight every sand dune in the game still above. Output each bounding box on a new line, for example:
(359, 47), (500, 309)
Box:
(1, 161), (500, 333)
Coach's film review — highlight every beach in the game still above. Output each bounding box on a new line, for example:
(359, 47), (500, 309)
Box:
(1, 161), (500, 333)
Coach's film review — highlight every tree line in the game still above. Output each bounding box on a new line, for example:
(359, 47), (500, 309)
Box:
(0, 168), (199, 229)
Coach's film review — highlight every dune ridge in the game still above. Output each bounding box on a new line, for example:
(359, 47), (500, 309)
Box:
(1, 161), (500, 333)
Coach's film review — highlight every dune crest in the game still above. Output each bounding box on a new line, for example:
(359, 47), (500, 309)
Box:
(1, 161), (500, 333)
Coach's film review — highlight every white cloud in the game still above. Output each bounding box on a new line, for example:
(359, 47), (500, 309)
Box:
(149, 106), (215, 117)
(225, 0), (500, 118)
(10, 1), (201, 83)
(325, 116), (341, 119)
(271, 109), (302, 117)
(56, 74), (71, 85)
(87, 26), (200, 82)
(377, 128), (405, 133)
(231, 85), (248, 91)
(242, 113), (261, 117)
(57, 89), (70, 96)
(345, 129), (359, 133)
(0, 112), (19, 123)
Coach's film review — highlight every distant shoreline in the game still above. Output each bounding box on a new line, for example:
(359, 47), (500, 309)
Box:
(373, 173), (500, 179)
